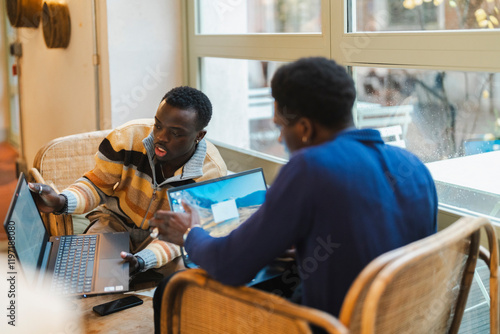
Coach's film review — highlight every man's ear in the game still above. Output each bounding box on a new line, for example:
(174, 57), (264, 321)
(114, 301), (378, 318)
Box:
(196, 130), (207, 142)
(297, 117), (314, 142)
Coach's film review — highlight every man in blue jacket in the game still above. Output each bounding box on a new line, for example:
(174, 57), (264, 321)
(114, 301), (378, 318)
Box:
(150, 57), (438, 331)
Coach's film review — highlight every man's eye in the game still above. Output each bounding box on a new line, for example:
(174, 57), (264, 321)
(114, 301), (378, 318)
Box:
(155, 124), (161, 130)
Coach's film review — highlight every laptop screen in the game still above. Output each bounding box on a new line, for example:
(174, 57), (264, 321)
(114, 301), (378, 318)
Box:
(167, 168), (267, 238)
(3, 174), (49, 285)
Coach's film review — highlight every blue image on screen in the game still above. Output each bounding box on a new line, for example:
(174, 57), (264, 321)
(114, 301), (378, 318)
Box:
(169, 171), (267, 238)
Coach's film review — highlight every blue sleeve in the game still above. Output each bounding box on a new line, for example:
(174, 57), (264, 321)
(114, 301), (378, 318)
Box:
(184, 155), (312, 285)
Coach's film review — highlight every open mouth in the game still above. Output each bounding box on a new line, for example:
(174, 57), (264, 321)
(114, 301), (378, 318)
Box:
(155, 145), (167, 158)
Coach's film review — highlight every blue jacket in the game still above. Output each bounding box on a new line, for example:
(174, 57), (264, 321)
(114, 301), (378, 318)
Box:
(185, 128), (438, 316)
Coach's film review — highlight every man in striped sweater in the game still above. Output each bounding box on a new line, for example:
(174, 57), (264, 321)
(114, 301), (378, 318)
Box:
(29, 86), (227, 274)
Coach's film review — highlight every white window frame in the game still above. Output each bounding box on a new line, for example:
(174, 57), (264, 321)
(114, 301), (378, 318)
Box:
(187, 1), (500, 80)
(331, 2), (500, 72)
(185, 0), (331, 87)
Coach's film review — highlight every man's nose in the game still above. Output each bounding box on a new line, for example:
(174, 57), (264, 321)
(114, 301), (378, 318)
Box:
(157, 129), (170, 142)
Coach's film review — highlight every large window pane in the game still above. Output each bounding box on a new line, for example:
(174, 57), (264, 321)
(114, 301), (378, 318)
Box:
(354, 67), (500, 217)
(197, 0), (321, 34)
(201, 57), (288, 159)
(352, 0), (500, 32)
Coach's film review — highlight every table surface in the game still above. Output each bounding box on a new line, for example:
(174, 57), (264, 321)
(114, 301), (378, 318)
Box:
(74, 292), (154, 334)
(72, 258), (184, 333)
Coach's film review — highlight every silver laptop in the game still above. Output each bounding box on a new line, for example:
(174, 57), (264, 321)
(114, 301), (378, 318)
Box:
(3, 173), (130, 296)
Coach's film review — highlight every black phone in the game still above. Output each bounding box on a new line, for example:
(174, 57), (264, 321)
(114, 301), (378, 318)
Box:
(92, 295), (143, 316)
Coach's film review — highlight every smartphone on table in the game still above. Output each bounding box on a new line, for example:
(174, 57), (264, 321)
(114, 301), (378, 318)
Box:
(92, 295), (143, 316)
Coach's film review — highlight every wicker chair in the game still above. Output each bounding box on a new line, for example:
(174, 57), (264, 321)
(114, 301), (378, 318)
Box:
(160, 268), (349, 334)
(29, 129), (112, 236)
(160, 216), (499, 334)
(340, 215), (498, 333)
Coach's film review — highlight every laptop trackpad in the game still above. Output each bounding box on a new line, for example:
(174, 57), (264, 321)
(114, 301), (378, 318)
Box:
(95, 259), (129, 293)
(98, 259), (127, 278)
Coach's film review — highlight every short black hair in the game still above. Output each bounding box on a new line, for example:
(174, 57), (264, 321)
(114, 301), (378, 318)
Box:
(271, 57), (356, 128)
(161, 86), (212, 131)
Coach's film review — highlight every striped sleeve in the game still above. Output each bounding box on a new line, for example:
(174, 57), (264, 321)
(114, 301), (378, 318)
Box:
(60, 139), (123, 214)
(136, 240), (181, 269)
(62, 132), (130, 214)
(62, 124), (147, 215)
(62, 178), (102, 214)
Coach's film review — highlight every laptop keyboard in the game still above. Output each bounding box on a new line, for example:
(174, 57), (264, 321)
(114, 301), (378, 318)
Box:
(51, 234), (98, 295)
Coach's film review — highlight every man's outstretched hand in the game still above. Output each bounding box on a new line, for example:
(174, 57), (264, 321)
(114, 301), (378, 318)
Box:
(28, 183), (66, 213)
(149, 201), (201, 246)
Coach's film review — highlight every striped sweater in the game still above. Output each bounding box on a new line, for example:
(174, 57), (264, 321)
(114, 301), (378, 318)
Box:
(61, 119), (227, 269)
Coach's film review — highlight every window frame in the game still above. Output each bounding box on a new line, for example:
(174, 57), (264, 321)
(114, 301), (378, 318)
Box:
(186, 0), (331, 87)
(331, 1), (500, 73)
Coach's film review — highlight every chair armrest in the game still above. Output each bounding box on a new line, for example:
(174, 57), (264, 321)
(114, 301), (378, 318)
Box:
(29, 167), (46, 184)
(29, 168), (59, 193)
(161, 268), (348, 334)
(479, 246), (490, 267)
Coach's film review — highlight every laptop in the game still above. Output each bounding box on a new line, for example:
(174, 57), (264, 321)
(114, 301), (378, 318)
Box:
(3, 173), (130, 297)
(167, 168), (284, 287)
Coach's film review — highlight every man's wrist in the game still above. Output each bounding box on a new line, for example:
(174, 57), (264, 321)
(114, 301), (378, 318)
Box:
(134, 249), (157, 272)
(130, 255), (146, 276)
(136, 255), (145, 272)
(183, 224), (201, 243)
(53, 194), (68, 215)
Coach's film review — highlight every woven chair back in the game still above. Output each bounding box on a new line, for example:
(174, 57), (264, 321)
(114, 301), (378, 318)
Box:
(359, 216), (498, 334)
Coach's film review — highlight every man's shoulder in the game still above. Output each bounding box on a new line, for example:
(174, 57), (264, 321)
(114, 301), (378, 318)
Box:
(205, 140), (222, 158)
(200, 140), (228, 179)
(105, 119), (154, 150)
(108, 119), (154, 139)
(385, 144), (428, 169)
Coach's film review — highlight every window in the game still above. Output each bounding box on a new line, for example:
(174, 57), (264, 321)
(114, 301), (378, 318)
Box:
(187, 0), (500, 222)
(198, 0), (322, 34)
(353, 67), (499, 162)
(201, 57), (287, 159)
(353, 0), (500, 32)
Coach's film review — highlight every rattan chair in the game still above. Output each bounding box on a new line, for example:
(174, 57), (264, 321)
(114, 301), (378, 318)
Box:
(160, 268), (349, 334)
(29, 129), (112, 236)
(339, 215), (498, 333)
(160, 216), (499, 334)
